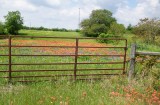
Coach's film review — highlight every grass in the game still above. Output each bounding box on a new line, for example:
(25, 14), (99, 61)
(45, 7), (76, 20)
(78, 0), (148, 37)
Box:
(0, 77), (159, 105)
(19, 29), (82, 37)
(0, 30), (160, 105)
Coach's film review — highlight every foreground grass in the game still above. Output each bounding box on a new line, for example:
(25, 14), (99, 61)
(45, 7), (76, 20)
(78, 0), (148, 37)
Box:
(0, 77), (159, 105)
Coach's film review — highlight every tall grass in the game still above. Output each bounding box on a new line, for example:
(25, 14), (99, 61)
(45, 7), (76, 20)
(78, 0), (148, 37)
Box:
(0, 76), (159, 105)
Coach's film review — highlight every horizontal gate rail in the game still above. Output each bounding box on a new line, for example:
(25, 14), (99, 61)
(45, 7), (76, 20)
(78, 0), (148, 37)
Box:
(1, 74), (121, 78)
(0, 68), (123, 73)
(0, 54), (125, 56)
(0, 62), (124, 65)
(0, 35), (127, 83)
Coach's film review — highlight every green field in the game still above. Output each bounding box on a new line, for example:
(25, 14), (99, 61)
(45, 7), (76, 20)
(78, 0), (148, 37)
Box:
(0, 30), (160, 105)
(19, 29), (82, 37)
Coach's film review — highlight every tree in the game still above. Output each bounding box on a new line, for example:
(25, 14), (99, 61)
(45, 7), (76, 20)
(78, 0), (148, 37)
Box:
(133, 18), (160, 43)
(127, 24), (133, 31)
(80, 9), (116, 37)
(0, 21), (5, 35)
(4, 11), (23, 35)
(108, 22), (125, 35)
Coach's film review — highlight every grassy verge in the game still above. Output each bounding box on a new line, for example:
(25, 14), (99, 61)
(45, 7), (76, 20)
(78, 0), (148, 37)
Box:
(0, 77), (159, 105)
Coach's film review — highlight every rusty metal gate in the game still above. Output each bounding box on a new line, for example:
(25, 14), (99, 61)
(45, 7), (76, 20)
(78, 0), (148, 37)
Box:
(0, 35), (127, 83)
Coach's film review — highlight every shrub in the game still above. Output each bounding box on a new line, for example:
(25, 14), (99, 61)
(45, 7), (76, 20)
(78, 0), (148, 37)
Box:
(97, 33), (113, 43)
(108, 22), (126, 35)
(133, 18), (160, 43)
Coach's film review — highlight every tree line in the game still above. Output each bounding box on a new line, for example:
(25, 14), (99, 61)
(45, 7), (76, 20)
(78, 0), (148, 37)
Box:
(0, 11), (79, 35)
(22, 26), (79, 32)
(0, 10), (160, 44)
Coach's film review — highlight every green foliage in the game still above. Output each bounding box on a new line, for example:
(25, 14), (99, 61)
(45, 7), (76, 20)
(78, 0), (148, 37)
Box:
(127, 24), (133, 31)
(133, 18), (160, 43)
(108, 22), (126, 35)
(0, 21), (5, 35)
(97, 33), (113, 43)
(80, 9), (116, 37)
(23, 26), (76, 32)
(89, 24), (107, 37)
(4, 11), (23, 35)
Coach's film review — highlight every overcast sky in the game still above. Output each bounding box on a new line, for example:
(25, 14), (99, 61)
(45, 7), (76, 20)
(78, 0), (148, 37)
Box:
(0, 0), (160, 29)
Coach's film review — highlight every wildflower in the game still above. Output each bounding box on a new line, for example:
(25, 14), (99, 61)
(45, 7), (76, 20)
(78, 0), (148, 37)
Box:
(60, 101), (63, 105)
(82, 91), (87, 97)
(50, 96), (56, 103)
(60, 96), (63, 101)
(37, 100), (44, 104)
(109, 92), (120, 97)
(10, 100), (13, 105)
(64, 101), (69, 105)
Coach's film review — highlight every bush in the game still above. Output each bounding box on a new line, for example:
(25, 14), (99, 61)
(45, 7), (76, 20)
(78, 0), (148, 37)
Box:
(97, 33), (113, 43)
(133, 18), (160, 43)
(108, 22), (126, 35)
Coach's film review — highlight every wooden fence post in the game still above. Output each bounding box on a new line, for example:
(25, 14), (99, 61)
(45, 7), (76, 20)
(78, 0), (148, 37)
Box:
(129, 43), (136, 80)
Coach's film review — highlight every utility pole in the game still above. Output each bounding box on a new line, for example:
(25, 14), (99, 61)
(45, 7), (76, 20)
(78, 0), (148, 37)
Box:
(79, 8), (81, 29)
(30, 22), (31, 29)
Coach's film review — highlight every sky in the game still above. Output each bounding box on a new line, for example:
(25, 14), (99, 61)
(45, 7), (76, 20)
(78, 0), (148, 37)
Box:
(0, 0), (160, 29)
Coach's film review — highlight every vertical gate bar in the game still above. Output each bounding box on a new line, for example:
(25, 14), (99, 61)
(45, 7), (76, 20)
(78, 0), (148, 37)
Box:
(8, 35), (12, 83)
(74, 38), (79, 80)
(123, 39), (127, 74)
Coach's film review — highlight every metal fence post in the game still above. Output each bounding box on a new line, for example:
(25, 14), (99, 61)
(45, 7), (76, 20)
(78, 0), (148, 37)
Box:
(123, 39), (127, 74)
(8, 36), (12, 83)
(129, 43), (136, 80)
(74, 38), (79, 80)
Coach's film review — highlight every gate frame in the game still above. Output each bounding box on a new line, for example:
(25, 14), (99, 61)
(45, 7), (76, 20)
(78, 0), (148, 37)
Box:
(0, 35), (127, 83)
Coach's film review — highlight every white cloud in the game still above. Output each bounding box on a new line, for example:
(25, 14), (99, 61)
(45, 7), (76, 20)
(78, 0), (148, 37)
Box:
(0, 0), (37, 12)
(46, 0), (66, 6)
(0, 0), (160, 29)
(114, 0), (160, 27)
